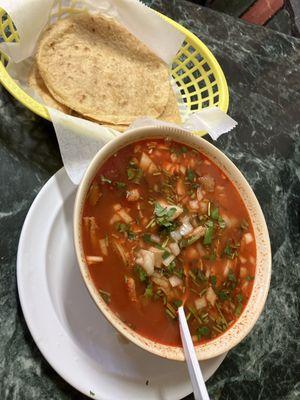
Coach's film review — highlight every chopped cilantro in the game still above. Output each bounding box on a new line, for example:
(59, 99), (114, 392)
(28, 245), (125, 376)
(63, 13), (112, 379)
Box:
(218, 291), (228, 301)
(187, 169), (196, 182)
(211, 207), (219, 220)
(224, 243), (232, 257)
(143, 233), (154, 244)
(127, 161), (143, 183)
(115, 222), (127, 233)
(235, 303), (243, 316)
(127, 168), (135, 180)
(228, 270), (236, 282)
(224, 242), (238, 259)
(246, 275), (255, 282)
(166, 261), (176, 275)
(144, 284), (153, 297)
(135, 265), (148, 282)
(115, 181), (126, 189)
(218, 217), (226, 229)
(115, 222), (136, 240)
(162, 250), (171, 260)
(197, 326), (210, 338)
(211, 275), (217, 287)
(174, 267), (184, 279)
(237, 293), (243, 303)
(154, 203), (176, 228)
(173, 299), (183, 309)
(203, 220), (214, 245)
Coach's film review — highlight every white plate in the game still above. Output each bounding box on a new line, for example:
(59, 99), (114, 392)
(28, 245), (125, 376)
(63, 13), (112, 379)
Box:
(17, 168), (227, 400)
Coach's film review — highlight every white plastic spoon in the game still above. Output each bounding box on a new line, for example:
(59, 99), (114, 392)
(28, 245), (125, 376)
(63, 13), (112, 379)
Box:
(178, 306), (210, 400)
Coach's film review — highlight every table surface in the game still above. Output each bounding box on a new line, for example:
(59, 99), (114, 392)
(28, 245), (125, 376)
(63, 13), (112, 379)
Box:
(0, 0), (299, 399)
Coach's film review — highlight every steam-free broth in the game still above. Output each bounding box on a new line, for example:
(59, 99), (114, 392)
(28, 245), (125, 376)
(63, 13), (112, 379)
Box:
(82, 139), (256, 346)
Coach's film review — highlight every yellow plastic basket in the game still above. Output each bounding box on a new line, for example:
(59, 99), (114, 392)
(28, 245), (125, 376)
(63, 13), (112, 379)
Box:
(0, 2), (229, 136)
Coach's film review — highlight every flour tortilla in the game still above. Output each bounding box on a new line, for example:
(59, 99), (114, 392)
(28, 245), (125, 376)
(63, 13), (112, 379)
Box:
(28, 62), (71, 114)
(36, 13), (170, 125)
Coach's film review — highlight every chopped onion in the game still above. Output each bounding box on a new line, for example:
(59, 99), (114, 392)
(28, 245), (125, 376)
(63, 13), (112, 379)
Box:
(195, 296), (207, 310)
(189, 200), (199, 210)
(170, 153), (177, 162)
(151, 273), (171, 295)
(199, 175), (215, 192)
(240, 266), (248, 278)
(150, 234), (160, 243)
(169, 275), (183, 287)
(199, 201), (208, 214)
(126, 188), (140, 201)
(140, 152), (152, 170)
(186, 226), (206, 238)
(223, 260), (231, 277)
(162, 254), (175, 267)
(84, 216), (99, 250)
(243, 233), (254, 244)
(86, 255), (103, 264)
(239, 256), (247, 264)
(190, 216), (198, 228)
(179, 165), (186, 174)
(179, 218), (193, 236)
(117, 208), (133, 223)
(196, 242), (206, 257)
(113, 203), (122, 211)
(196, 187), (203, 201)
(169, 242), (180, 256)
(176, 179), (186, 196)
(140, 152), (157, 173)
(170, 230), (182, 242)
(109, 213), (121, 225)
(99, 239), (108, 256)
(206, 286), (217, 306)
(149, 247), (164, 268)
(136, 249), (155, 275)
(222, 214), (238, 228)
(113, 241), (128, 265)
(126, 277), (137, 302)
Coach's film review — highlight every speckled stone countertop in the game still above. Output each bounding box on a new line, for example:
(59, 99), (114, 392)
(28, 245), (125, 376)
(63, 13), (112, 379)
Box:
(0, 1), (299, 399)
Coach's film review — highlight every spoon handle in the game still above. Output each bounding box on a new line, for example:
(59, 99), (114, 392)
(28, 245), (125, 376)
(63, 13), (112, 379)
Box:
(178, 306), (210, 400)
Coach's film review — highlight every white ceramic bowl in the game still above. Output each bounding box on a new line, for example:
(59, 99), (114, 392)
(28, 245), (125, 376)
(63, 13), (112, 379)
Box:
(74, 126), (271, 361)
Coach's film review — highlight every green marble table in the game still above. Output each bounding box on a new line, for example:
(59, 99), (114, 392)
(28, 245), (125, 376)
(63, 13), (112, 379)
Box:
(0, 1), (299, 399)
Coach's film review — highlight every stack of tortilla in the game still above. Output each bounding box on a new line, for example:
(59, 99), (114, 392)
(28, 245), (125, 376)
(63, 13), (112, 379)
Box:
(28, 12), (181, 131)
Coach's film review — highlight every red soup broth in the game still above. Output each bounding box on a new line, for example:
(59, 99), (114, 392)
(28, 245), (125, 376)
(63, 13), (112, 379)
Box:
(82, 139), (256, 346)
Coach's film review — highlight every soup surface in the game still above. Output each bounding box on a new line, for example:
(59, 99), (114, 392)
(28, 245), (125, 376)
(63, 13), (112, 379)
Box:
(82, 139), (256, 346)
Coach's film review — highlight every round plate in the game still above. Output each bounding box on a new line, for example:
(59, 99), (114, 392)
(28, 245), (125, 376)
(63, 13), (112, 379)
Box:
(17, 168), (227, 400)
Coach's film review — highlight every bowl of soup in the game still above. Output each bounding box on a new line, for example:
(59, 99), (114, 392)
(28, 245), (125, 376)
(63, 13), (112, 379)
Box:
(73, 126), (271, 361)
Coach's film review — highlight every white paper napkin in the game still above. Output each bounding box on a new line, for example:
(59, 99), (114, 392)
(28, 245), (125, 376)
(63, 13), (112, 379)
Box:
(48, 108), (119, 184)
